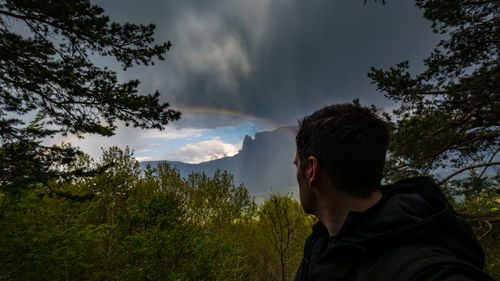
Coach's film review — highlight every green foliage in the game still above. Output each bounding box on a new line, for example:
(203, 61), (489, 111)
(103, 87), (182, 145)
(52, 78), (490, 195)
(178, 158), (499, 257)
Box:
(152, 164), (259, 280)
(182, 169), (257, 229)
(442, 169), (500, 200)
(0, 0), (180, 194)
(253, 193), (314, 281)
(120, 195), (211, 281)
(0, 187), (110, 280)
(2, 147), (313, 280)
(0, 113), (102, 199)
(452, 187), (500, 280)
(368, 0), (499, 186)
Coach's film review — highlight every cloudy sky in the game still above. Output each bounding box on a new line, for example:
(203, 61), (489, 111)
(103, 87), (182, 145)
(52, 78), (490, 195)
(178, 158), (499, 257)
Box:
(49, 0), (441, 163)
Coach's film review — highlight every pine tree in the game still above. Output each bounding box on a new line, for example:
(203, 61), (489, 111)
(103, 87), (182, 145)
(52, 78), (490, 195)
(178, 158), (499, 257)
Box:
(0, 0), (180, 192)
(368, 0), (499, 188)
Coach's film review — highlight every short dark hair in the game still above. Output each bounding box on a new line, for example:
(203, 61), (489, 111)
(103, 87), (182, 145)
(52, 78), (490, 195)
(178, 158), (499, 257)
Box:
(296, 103), (389, 198)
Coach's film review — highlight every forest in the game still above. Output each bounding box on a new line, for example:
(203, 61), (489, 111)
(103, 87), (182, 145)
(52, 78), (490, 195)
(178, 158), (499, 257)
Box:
(0, 143), (314, 280)
(0, 0), (499, 280)
(0, 145), (498, 280)
(0, 146), (314, 280)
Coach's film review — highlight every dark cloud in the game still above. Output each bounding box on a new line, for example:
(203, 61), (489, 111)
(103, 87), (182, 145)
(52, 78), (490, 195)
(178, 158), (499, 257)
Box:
(98, 0), (441, 128)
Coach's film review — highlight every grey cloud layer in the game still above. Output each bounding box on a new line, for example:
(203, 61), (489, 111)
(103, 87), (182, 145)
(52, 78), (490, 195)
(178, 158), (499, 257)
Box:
(100, 0), (440, 128)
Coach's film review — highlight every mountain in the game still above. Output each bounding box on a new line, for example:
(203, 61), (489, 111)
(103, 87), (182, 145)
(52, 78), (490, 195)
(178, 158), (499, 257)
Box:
(140, 127), (298, 196)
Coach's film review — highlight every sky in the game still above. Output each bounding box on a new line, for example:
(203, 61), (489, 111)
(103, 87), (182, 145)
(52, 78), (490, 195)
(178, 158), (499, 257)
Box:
(48, 0), (442, 163)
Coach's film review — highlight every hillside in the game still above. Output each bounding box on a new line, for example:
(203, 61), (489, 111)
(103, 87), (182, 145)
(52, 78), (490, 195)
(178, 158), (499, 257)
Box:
(140, 127), (298, 196)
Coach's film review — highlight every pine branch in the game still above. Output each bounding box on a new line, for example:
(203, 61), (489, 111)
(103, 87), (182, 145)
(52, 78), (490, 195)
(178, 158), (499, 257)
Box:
(479, 147), (500, 178)
(439, 161), (500, 184)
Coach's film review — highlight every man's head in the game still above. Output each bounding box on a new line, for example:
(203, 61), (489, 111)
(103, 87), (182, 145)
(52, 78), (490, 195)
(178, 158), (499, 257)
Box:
(295, 103), (389, 204)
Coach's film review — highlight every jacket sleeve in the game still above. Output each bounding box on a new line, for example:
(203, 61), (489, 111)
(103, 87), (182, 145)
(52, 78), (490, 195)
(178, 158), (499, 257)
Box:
(294, 259), (305, 281)
(409, 264), (495, 281)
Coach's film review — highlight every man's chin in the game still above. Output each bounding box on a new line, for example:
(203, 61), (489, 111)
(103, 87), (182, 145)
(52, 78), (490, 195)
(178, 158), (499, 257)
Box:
(301, 205), (315, 215)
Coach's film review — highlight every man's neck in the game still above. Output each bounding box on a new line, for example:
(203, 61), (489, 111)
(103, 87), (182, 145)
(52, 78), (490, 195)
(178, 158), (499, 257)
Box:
(317, 189), (383, 237)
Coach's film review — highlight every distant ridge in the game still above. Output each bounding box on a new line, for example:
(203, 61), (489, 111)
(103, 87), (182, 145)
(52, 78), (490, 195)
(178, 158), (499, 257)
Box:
(140, 127), (298, 195)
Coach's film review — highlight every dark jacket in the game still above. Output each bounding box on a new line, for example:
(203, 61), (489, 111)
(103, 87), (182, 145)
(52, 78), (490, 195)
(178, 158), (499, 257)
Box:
(295, 177), (494, 281)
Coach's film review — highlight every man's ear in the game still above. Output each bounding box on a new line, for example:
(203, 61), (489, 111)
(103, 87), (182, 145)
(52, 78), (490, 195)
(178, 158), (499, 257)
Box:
(307, 156), (320, 187)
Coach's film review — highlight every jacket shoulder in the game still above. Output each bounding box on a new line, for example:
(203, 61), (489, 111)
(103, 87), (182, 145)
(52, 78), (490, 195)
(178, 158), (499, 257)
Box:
(389, 244), (494, 281)
(310, 244), (492, 281)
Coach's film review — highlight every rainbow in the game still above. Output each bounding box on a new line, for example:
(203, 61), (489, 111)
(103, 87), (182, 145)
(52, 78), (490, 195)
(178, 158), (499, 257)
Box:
(46, 106), (297, 147)
(174, 106), (297, 136)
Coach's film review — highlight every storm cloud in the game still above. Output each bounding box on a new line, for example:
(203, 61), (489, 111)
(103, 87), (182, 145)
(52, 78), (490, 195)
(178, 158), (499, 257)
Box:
(99, 0), (440, 128)
(60, 0), (443, 162)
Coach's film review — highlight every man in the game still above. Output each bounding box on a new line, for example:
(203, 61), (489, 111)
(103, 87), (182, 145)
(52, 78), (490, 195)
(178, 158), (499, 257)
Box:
(293, 104), (493, 281)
